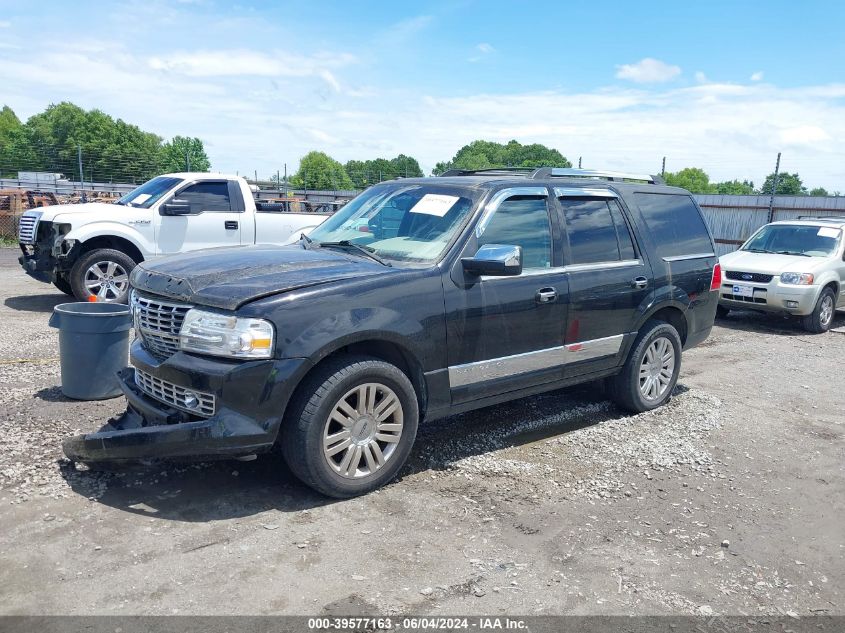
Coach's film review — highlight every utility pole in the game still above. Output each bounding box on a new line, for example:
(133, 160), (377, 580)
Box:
(768, 152), (781, 223)
(254, 170), (258, 186)
(661, 156), (666, 177)
(578, 157), (582, 168)
(77, 145), (86, 203)
(185, 149), (191, 172)
(277, 170), (281, 196)
(284, 163), (287, 197)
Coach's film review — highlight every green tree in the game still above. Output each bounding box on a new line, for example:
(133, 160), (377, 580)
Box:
(432, 139), (571, 175)
(344, 154), (424, 188)
(291, 151), (354, 190)
(160, 136), (211, 173)
(760, 172), (806, 195)
(663, 167), (716, 194)
(809, 186), (829, 197)
(714, 179), (755, 195)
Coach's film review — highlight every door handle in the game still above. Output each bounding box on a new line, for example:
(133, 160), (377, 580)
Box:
(536, 287), (558, 304)
(632, 276), (649, 289)
(224, 220), (239, 230)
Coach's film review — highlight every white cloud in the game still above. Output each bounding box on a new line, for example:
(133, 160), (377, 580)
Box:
(779, 125), (829, 145)
(750, 71), (764, 82)
(615, 58), (681, 83)
(0, 20), (10, 28)
(147, 49), (356, 78)
(477, 43), (494, 54)
(694, 71), (708, 84)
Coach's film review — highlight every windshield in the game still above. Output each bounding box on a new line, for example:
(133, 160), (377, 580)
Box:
(306, 183), (477, 263)
(742, 224), (841, 257)
(117, 176), (181, 208)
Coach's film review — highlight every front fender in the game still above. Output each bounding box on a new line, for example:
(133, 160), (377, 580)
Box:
(280, 307), (428, 368)
(64, 221), (155, 258)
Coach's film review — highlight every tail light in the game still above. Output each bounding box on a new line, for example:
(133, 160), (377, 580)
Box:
(710, 263), (722, 291)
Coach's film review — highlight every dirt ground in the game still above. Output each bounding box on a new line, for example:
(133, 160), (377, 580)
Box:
(0, 246), (842, 617)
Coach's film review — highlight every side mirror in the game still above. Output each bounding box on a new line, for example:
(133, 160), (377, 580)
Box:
(160, 200), (192, 216)
(462, 244), (523, 276)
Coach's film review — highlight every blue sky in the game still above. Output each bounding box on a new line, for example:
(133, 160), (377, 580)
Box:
(1, 0), (844, 188)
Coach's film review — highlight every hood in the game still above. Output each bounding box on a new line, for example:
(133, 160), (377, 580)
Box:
(131, 245), (391, 310)
(720, 250), (830, 275)
(29, 202), (124, 222)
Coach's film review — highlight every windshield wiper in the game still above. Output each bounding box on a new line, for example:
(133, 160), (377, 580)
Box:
(318, 240), (391, 267)
(775, 250), (811, 257)
(743, 248), (770, 253)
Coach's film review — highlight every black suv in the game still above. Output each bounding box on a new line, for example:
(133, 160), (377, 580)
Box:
(64, 168), (721, 497)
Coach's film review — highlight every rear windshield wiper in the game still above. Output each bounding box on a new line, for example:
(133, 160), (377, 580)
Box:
(317, 240), (392, 267)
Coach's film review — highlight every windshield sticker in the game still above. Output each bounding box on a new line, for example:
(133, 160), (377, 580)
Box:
(409, 194), (460, 217)
(132, 193), (152, 205)
(817, 227), (840, 238)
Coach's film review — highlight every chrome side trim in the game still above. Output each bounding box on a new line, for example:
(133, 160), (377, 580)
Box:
(475, 186), (548, 238)
(554, 187), (619, 198)
(448, 334), (625, 389)
(662, 252), (716, 262)
(564, 259), (641, 273)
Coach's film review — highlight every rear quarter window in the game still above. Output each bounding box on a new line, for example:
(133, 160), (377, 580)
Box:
(634, 193), (713, 258)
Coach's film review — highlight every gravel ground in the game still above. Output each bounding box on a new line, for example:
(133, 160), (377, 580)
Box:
(0, 246), (842, 616)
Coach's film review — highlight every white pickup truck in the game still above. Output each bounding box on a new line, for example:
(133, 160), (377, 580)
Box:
(18, 173), (330, 302)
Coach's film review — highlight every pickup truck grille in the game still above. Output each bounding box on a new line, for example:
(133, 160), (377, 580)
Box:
(18, 213), (40, 245)
(133, 293), (192, 361)
(724, 270), (774, 283)
(134, 368), (215, 417)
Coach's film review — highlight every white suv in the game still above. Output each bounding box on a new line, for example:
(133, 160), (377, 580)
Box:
(718, 218), (845, 332)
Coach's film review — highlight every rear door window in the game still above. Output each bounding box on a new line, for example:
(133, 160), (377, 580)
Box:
(559, 198), (630, 265)
(634, 193), (713, 258)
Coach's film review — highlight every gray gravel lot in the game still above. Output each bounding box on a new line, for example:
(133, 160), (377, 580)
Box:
(0, 246), (842, 616)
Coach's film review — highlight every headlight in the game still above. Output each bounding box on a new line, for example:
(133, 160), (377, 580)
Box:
(179, 309), (275, 359)
(779, 272), (814, 285)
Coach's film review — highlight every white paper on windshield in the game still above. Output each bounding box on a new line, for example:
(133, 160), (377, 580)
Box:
(409, 194), (460, 217)
(817, 227), (840, 238)
(132, 193), (152, 204)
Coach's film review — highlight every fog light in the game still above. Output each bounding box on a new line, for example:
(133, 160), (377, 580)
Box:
(183, 392), (200, 409)
(785, 300), (799, 308)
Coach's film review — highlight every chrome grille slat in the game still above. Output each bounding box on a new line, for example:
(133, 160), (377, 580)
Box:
(133, 293), (192, 360)
(134, 368), (215, 417)
(725, 270), (774, 283)
(18, 214), (39, 244)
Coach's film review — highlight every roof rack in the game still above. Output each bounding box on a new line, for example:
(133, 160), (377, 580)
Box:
(438, 167), (664, 184)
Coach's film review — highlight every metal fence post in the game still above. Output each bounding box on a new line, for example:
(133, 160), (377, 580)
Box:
(77, 145), (86, 203)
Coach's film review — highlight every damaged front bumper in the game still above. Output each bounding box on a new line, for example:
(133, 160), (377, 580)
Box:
(63, 341), (312, 463)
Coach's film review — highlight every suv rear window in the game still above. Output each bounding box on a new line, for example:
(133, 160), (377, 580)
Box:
(559, 198), (638, 265)
(634, 193), (713, 258)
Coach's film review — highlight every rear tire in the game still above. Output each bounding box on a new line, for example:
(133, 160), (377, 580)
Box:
(281, 355), (419, 498)
(716, 305), (730, 319)
(608, 320), (682, 413)
(69, 248), (136, 303)
(53, 276), (74, 296)
(802, 288), (836, 333)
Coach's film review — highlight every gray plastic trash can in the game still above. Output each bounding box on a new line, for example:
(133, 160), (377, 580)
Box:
(48, 302), (133, 400)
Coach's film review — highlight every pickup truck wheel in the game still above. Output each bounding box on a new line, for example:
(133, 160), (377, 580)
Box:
(802, 288), (836, 333)
(281, 356), (419, 498)
(69, 249), (136, 303)
(53, 275), (74, 296)
(608, 320), (682, 413)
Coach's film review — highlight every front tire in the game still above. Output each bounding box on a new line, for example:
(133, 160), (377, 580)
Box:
(69, 248), (136, 303)
(802, 288), (836, 333)
(281, 356), (419, 498)
(608, 320), (682, 413)
(53, 275), (74, 296)
(716, 305), (730, 319)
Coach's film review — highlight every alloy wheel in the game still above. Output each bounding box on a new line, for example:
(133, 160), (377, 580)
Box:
(84, 260), (129, 301)
(639, 337), (675, 401)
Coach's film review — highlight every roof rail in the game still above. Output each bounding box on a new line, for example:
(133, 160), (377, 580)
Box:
(540, 168), (664, 184)
(438, 166), (664, 184)
(438, 167), (537, 177)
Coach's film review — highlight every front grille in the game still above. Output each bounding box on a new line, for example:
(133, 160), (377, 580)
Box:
(134, 368), (215, 417)
(133, 293), (192, 360)
(18, 214), (39, 244)
(725, 270), (774, 283)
